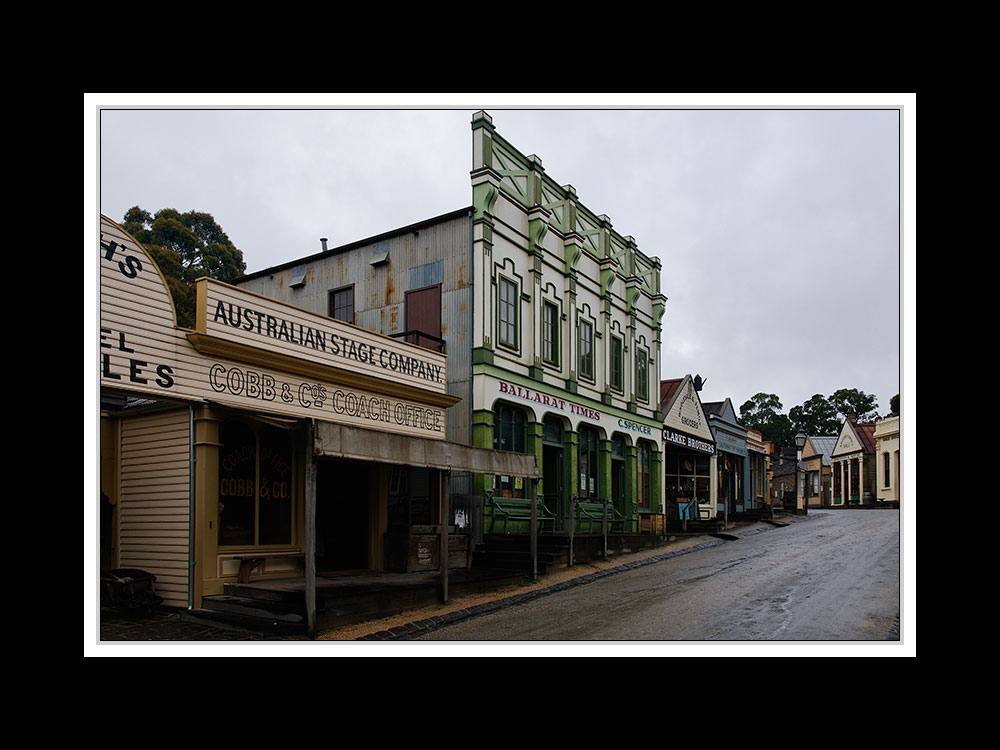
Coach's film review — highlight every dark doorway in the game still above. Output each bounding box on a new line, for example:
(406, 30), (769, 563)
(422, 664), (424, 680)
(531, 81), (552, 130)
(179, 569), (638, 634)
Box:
(611, 435), (626, 517)
(316, 459), (370, 571)
(719, 453), (742, 517)
(542, 445), (564, 523)
(542, 416), (564, 525)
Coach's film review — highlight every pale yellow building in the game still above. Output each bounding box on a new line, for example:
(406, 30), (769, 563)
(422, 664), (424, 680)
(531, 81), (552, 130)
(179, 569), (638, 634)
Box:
(874, 416), (900, 508)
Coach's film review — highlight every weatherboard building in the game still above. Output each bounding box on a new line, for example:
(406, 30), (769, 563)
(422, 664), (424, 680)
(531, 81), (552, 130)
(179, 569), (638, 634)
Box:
(99, 211), (543, 634)
(235, 110), (667, 548)
(659, 376), (716, 523)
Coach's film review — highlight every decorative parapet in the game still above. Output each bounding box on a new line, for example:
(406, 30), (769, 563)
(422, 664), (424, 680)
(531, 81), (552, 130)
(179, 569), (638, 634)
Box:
(471, 111), (661, 301)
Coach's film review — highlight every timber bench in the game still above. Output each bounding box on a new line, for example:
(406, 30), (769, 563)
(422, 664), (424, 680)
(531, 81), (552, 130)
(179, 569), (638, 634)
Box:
(485, 491), (557, 534)
(574, 500), (610, 534)
(228, 552), (306, 584)
(574, 500), (637, 534)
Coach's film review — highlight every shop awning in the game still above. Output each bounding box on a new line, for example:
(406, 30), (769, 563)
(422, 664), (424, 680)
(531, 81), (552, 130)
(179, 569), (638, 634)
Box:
(313, 421), (540, 477)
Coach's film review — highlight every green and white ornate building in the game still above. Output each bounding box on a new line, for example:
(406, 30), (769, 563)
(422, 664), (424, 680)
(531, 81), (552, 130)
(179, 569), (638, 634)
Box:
(236, 110), (667, 542)
(469, 111), (666, 529)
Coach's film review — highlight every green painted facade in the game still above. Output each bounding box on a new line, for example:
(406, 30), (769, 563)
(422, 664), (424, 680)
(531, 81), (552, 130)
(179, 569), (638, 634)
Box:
(470, 111), (666, 534)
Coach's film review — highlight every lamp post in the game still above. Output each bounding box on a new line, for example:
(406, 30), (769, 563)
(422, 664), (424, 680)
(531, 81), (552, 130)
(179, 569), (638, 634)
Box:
(795, 431), (807, 516)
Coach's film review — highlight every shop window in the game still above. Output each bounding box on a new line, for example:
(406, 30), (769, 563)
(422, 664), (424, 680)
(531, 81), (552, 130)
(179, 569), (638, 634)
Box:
(578, 319), (594, 381)
(609, 335), (623, 392)
(635, 346), (649, 402)
(578, 425), (600, 498)
(637, 441), (652, 511)
(329, 285), (354, 324)
(219, 421), (293, 547)
(883, 452), (891, 487)
(542, 300), (559, 366)
(494, 403), (528, 498)
(498, 276), (518, 350)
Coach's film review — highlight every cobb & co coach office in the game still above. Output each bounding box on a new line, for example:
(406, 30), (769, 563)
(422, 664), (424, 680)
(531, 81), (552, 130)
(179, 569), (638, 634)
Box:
(98, 216), (536, 632)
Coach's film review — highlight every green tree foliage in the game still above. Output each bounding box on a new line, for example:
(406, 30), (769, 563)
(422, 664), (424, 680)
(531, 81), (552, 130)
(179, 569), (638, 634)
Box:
(739, 393), (795, 451)
(121, 206), (246, 328)
(890, 394), (899, 416)
(789, 394), (841, 436)
(829, 388), (880, 422)
(741, 387), (883, 451)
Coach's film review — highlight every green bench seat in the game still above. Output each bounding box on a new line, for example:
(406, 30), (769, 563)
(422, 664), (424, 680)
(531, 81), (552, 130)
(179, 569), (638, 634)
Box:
(485, 491), (557, 534)
(574, 500), (637, 534)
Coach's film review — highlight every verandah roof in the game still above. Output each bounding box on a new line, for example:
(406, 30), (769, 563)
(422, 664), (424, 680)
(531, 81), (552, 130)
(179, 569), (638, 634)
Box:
(314, 421), (540, 478)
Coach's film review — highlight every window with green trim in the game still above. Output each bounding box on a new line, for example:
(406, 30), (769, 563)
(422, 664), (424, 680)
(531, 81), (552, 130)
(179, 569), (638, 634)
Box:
(542, 301), (559, 366)
(578, 425), (600, 499)
(610, 335), (623, 392)
(578, 319), (594, 380)
(493, 403), (528, 498)
(635, 346), (648, 402)
(498, 277), (518, 349)
(637, 440), (652, 511)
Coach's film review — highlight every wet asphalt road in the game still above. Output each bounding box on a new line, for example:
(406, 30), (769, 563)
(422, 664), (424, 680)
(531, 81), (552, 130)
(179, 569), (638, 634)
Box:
(415, 509), (902, 643)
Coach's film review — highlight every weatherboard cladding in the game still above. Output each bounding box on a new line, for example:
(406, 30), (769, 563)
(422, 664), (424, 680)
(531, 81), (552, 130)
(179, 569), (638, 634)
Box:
(117, 407), (190, 609)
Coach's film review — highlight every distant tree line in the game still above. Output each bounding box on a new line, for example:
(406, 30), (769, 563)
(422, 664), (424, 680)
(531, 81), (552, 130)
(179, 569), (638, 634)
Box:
(738, 389), (899, 453)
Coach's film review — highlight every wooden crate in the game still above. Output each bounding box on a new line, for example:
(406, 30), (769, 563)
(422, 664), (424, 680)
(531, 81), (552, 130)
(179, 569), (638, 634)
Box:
(638, 513), (666, 535)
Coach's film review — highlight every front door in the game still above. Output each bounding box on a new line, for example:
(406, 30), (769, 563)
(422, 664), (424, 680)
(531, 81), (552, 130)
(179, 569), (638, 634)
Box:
(543, 444), (564, 524)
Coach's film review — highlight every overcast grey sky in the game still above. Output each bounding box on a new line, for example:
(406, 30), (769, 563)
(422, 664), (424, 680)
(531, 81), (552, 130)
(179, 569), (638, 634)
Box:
(92, 95), (912, 422)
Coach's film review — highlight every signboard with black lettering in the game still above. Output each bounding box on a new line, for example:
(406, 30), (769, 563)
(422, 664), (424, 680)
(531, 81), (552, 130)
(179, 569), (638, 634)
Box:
(99, 216), (453, 439)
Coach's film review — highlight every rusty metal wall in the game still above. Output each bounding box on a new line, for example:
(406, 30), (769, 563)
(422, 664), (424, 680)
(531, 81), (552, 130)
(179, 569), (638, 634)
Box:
(235, 211), (474, 449)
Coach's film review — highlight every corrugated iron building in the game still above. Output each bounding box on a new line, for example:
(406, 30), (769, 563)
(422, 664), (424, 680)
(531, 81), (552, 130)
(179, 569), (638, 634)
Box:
(236, 111), (667, 543)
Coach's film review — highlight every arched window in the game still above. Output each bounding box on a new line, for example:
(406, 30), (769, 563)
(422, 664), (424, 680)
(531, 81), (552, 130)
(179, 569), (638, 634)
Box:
(493, 403), (527, 454)
(542, 414), (563, 446)
(611, 435), (626, 511)
(493, 403), (528, 498)
(637, 441), (652, 511)
(578, 425), (600, 499)
(219, 421), (293, 547)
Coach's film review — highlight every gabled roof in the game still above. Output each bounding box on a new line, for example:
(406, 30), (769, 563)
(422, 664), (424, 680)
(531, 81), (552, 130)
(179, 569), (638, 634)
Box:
(702, 400), (723, 415)
(832, 417), (879, 457)
(659, 377), (684, 411)
(803, 436), (838, 466)
(854, 422), (878, 454)
(660, 376), (714, 443)
(703, 398), (741, 426)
